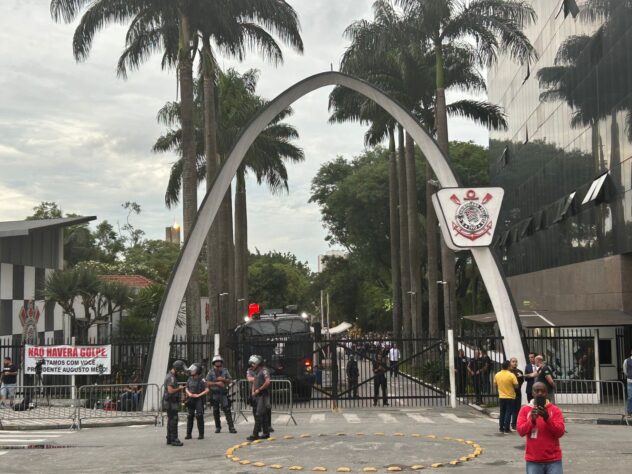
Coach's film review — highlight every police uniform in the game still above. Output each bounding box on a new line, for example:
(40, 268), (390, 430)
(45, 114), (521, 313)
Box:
(163, 371), (181, 445)
(185, 375), (207, 439)
(206, 367), (236, 433)
(251, 366), (271, 438)
(247, 367), (273, 433)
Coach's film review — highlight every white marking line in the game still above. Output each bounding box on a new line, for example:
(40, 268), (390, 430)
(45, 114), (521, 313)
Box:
(0, 452), (7, 456)
(0, 439), (47, 442)
(310, 414), (325, 424)
(406, 413), (435, 424)
(128, 425), (149, 429)
(440, 413), (474, 424)
(343, 413), (361, 424)
(377, 413), (398, 424)
(0, 432), (71, 435)
(273, 415), (291, 425)
(0, 434), (60, 438)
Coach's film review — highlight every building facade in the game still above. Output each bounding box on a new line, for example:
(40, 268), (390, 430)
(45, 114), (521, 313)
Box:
(487, 1), (632, 377)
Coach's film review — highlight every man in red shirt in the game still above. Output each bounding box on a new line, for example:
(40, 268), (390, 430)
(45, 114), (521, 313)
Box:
(517, 382), (565, 473)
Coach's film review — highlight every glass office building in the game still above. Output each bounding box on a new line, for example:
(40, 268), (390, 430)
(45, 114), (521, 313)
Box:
(487, 1), (632, 378)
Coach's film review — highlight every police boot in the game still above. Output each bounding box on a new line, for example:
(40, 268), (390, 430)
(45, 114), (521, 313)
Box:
(267, 409), (274, 433)
(185, 416), (194, 439)
(197, 416), (205, 439)
(214, 410), (222, 433)
(247, 415), (262, 441)
(225, 411), (237, 434)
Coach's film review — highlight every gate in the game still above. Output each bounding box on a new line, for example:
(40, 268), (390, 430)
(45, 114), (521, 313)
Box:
(292, 336), (449, 409)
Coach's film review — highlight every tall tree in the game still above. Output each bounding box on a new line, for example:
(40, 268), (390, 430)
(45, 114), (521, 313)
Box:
(153, 69), (303, 329)
(397, 0), (536, 332)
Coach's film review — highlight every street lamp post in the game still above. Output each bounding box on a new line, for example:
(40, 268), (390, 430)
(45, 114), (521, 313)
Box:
(437, 281), (451, 335)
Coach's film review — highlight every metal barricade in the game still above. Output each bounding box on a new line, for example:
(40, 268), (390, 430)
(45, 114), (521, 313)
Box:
(236, 378), (295, 425)
(76, 383), (161, 429)
(555, 379), (628, 421)
(0, 385), (75, 429)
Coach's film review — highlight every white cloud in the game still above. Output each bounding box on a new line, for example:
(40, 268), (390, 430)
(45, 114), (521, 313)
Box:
(0, 0), (489, 271)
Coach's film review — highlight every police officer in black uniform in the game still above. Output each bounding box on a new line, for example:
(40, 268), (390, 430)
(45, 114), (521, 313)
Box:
(163, 360), (187, 446)
(185, 363), (209, 440)
(206, 355), (237, 434)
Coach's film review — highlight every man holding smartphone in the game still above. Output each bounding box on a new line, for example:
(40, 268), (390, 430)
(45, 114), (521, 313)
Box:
(516, 382), (565, 473)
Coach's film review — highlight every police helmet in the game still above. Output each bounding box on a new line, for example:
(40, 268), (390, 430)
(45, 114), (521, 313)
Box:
(212, 355), (224, 365)
(172, 360), (187, 373)
(187, 363), (202, 375)
(248, 354), (263, 366)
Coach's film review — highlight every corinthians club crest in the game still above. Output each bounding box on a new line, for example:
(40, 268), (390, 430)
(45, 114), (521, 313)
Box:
(432, 187), (504, 250)
(20, 301), (41, 345)
(451, 190), (493, 241)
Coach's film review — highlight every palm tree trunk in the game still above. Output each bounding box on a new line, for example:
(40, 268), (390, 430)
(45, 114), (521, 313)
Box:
(434, 43), (457, 334)
(220, 183), (236, 327)
(235, 169), (248, 322)
(405, 132), (423, 338)
(201, 35), (222, 341)
(397, 125), (412, 348)
(178, 8), (201, 341)
(426, 163), (440, 337)
(388, 127), (402, 341)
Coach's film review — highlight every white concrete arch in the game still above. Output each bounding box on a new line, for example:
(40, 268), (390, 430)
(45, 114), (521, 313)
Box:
(144, 71), (527, 396)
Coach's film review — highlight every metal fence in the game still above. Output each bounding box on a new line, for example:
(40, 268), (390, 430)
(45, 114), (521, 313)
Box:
(235, 379), (295, 425)
(75, 383), (161, 429)
(0, 385), (76, 429)
(555, 379), (628, 420)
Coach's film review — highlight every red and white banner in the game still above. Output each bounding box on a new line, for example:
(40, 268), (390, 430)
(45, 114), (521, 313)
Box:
(432, 187), (504, 250)
(25, 345), (112, 375)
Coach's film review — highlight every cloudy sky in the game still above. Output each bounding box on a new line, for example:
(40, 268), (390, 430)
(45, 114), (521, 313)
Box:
(0, 0), (488, 270)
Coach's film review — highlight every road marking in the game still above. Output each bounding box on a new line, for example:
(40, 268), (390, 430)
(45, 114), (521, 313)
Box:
(0, 452), (7, 456)
(440, 413), (474, 424)
(128, 425), (148, 428)
(0, 439), (47, 442)
(406, 413), (435, 424)
(377, 413), (398, 424)
(310, 414), (325, 423)
(0, 434), (61, 437)
(0, 431), (72, 435)
(343, 413), (361, 423)
(273, 415), (291, 425)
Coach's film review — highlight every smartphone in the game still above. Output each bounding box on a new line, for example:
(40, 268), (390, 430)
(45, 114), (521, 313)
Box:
(535, 396), (546, 408)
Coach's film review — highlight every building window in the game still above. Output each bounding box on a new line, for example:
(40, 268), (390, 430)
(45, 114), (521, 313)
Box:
(598, 339), (612, 365)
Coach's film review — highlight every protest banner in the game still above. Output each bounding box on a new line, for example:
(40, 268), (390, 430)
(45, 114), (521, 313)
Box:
(25, 344), (112, 375)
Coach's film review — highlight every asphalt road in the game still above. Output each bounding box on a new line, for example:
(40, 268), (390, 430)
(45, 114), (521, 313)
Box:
(1, 407), (631, 473)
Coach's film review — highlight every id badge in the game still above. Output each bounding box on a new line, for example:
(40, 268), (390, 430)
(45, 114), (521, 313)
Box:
(530, 428), (538, 439)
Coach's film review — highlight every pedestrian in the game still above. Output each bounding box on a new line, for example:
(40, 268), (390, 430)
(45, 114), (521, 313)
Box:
(510, 356), (525, 431)
(534, 355), (556, 403)
(516, 381), (565, 473)
(622, 349), (632, 418)
(184, 363), (209, 440)
(347, 356), (359, 399)
(247, 355), (271, 441)
(163, 360), (187, 446)
(524, 352), (537, 403)
(455, 349), (469, 397)
(206, 355), (237, 434)
(372, 353), (388, 406)
(0, 356), (18, 409)
(388, 343), (401, 378)
(480, 349), (492, 398)
(494, 360), (518, 434)
(468, 350), (483, 405)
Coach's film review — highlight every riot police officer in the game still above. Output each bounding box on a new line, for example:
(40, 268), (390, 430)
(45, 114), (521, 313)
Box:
(163, 359), (187, 446)
(185, 363), (209, 440)
(247, 354), (271, 441)
(206, 355), (237, 434)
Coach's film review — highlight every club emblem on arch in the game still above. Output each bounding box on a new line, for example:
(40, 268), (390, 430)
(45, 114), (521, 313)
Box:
(450, 190), (494, 241)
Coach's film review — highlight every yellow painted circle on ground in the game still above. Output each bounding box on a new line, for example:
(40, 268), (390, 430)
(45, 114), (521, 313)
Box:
(253, 461), (266, 467)
(411, 465), (425, 470)
(312, 468), (327, 472)
(270, 464), (283, 469)
(387, 467), (402, 471)
(231, 457), (240, 462)
(289, 466), (304, 471)
(239, 460), (251, 465)
(336, 468), (351, 473)
(431, 463), (443, 468)
(373, 432), (385, 436)
(363, 468), (377, 472)
(284, 435), (294, 439)
(393, 432), (405, 436)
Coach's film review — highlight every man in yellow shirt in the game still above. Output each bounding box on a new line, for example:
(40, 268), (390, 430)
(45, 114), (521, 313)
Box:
(494, 359), (518, 434)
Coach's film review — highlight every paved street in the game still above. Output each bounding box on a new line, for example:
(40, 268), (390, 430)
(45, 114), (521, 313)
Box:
(1, 407), (631, 473)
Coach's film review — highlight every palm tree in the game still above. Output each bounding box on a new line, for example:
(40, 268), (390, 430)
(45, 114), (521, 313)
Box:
(397, 0), (536, 332)
(153, 69), (304, 329)
(332, 0), (508, 338)
(52, 0), (303, 340)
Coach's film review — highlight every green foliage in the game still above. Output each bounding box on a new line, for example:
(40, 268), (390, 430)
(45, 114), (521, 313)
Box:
(449, 141), (490, 187)
(118, 284), (185, 338)
(248, 251), (313, 311)
(124, 240), (181, 283)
